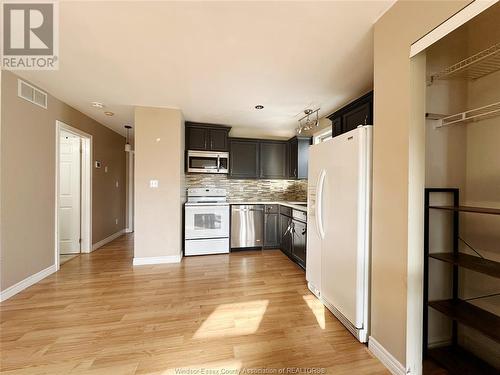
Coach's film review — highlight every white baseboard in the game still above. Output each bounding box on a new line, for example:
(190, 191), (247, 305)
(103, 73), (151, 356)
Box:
(0, 264), (57, 302)
(368, 337), (406, 375)
(133, 255), (182, 266)
(125, 228), (134, 233)
(92, 229), (125, 251)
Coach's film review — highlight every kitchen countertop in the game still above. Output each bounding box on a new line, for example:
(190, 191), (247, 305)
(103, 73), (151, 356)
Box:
(229, 201), (307, 212)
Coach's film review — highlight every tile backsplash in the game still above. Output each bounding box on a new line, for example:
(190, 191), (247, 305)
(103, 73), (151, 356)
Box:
(186, 174), (307, 202)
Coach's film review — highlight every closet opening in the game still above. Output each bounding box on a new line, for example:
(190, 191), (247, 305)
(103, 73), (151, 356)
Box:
(419, 3), (500, 374)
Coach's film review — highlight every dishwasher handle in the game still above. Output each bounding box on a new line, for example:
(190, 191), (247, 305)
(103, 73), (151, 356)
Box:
(232, 207), (264, 212)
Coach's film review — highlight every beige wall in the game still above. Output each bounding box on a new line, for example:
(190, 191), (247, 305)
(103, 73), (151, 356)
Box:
(1, 71), (126, 291)
(372, 0), (469, 371)
(134, 106), (184, 260)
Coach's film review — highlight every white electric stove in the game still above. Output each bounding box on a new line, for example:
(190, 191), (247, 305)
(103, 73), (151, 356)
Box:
(184, 188), (230, 256)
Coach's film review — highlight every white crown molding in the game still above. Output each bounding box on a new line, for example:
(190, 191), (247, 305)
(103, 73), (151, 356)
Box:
(0, 264), (56, 302)
(368, 337), (406, 375)
(133, 255), (182, 266)
(91, 229), (125, 252)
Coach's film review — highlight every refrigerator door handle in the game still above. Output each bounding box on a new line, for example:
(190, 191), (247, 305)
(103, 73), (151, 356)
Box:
(316, 169), (326, 239)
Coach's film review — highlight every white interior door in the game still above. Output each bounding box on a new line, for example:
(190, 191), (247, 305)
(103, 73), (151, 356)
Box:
(321, 128), (363, 328)
(59, 130), (81, 254)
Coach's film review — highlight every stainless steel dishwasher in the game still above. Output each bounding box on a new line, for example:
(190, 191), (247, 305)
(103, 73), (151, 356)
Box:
(231, 205), (264, 249)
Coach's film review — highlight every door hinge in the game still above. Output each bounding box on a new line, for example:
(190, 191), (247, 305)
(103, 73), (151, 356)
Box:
(79, 238), (82, 243)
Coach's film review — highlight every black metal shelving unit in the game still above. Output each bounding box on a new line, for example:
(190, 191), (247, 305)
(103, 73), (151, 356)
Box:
(423, 188), (500, 374)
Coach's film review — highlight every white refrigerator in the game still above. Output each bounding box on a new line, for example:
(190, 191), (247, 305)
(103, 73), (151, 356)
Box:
(306, 125), (372, 343)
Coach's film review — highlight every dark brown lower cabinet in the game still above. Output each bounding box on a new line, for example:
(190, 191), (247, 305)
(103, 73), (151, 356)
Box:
(264, 205), (280, 248)
(279, 206), (306, 269)
(291, 220), (306, 268)
(280, 214), (292, 256)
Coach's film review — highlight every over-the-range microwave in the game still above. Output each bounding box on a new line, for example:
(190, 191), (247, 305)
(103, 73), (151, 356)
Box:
(187, 150), (229, 174)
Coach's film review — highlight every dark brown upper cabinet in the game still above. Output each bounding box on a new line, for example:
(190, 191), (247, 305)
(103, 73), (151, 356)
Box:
(327, 91), (373, 137)
(288, 136), (311, 180)
(185, 122), (231, 151)
(259, 141), (287, 179)
(229, 136), (310, 180)
(229, 138), (260, 179)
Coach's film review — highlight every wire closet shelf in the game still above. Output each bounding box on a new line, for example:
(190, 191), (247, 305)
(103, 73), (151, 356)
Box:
(430, 42), (500, 83)
(434, 101), (500, 129)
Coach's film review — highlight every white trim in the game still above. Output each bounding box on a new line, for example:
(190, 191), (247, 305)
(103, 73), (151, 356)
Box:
(126, 151), (134, 233)
(368, 337), (406, 375)
(410, 0), (498, 57)
(55, 121), (93, 269)
(125, 228), (134, 233)
(0, 264), (56, 302)
(92, 229), (125, 251)
(133, 255), (182, 266)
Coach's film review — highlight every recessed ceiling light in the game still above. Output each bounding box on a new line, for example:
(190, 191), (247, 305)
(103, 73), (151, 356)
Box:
(255, 105), (264, 110)
(104, 111), (114, 116)
(91, 102), (104, 109)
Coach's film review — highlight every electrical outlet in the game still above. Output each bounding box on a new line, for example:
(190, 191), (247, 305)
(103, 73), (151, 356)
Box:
(115, 180), (119, 188)
(115, 218), (118, 225)
(149, 180), (159, 188)
(105, 166), (108, 173)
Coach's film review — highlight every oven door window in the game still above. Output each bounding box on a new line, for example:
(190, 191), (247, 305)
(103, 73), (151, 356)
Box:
(189, 157), (217, 170)
(185, 206), (229, 239)
(194, 213), (221, 230)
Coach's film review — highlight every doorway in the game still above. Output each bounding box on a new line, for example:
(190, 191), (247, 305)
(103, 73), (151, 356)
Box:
(55, 121), (92, 270)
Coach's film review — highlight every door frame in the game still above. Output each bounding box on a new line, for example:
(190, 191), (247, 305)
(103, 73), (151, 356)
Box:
(410, 0), (498, 57)
(126, 151), (134, 233)
(55, 120), (93, 270)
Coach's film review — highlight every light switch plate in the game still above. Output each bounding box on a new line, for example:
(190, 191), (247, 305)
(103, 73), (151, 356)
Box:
(149, 180), (159, 188)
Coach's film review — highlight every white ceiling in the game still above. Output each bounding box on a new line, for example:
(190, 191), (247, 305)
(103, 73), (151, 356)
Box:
(17, 1), (394, 139)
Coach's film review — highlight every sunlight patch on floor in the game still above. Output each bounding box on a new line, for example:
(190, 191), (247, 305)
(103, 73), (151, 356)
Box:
(302, 295), (325, 329)
(193, 300), (269, 339)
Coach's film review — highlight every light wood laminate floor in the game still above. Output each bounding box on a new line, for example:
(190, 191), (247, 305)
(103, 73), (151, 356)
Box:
(0, 234), (388, 375)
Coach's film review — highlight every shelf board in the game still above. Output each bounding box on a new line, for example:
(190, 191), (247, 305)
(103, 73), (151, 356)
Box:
(431, 42), (500, 83)
(428, 345), (498, 375)
(429, 205), (500, 215)
(429, 299), (500, 343)
(429, 252), (500, 278)
(435, 101), (500, 128)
